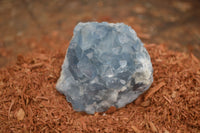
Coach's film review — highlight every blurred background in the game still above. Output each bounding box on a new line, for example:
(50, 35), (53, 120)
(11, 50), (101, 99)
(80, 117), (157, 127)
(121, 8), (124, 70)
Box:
(0, 0), (200, 68)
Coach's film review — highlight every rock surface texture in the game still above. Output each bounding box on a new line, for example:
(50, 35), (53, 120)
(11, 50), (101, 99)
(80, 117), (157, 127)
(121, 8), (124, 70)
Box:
(56, 22), (153, 114)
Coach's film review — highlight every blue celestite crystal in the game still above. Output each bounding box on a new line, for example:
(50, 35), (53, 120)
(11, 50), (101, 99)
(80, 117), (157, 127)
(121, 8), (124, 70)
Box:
(56, 22), (153, 114)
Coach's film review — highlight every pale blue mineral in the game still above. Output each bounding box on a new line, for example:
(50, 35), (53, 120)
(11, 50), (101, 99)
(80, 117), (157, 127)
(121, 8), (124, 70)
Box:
(56, 22), (153, 114)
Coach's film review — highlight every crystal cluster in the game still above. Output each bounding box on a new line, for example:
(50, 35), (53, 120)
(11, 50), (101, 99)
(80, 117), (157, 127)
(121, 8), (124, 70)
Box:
(56, 22), (153, 114)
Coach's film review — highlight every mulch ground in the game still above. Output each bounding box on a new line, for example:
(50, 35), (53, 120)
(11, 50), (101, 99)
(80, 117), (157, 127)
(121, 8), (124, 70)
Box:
(0, 42), (200, 132)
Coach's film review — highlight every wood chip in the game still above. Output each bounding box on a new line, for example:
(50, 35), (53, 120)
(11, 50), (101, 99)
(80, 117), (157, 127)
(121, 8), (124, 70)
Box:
(134, 95), (144, 105)
(106, 106), (117, 114)
(149, 122), (158, 133)
(191, 53), (199, 64)
(171, 91), (176, 99)
(36, 96), (49, 101)
(145, 82), (166, 100)
(163, 96), (172, 104)
(29, 63), (44, 69)
(8, 99), (15, 119)
(0, 81), (4, 86)
(164, 129), (170, 133)
(140, 100), (150, 107)
(132, 125), (141, 133)
(16, 108), (25, 121)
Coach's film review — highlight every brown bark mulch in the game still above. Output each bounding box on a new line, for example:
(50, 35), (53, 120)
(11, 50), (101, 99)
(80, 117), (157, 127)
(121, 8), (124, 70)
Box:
(0, 43), (200, 132)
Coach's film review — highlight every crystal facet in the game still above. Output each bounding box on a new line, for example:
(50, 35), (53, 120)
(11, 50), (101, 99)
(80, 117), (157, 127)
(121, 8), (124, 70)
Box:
(56, 22), (153, 114)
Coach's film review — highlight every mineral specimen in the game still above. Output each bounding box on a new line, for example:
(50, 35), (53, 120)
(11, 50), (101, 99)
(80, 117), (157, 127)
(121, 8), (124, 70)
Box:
(56, 22), (153, 114)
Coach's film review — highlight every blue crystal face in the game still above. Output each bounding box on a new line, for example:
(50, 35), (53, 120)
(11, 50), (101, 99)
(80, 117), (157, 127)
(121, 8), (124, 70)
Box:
(56, 22), (153, 114)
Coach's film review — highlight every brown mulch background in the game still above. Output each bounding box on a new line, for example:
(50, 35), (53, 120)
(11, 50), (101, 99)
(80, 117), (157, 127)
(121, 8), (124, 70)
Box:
(1, 0), (200, 68)
(0, 42), (200, 132)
